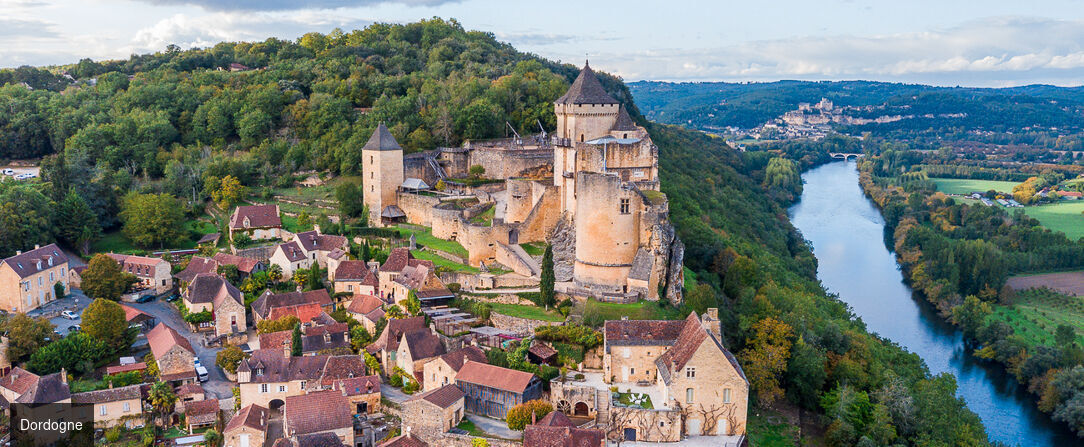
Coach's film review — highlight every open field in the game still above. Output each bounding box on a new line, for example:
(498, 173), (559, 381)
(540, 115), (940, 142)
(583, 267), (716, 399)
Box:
(1021, 201), (1084, 241)
(988, 288), (1084, 346)
(1007, 270), (1084, 296)
(397, 225), (469, 258)
(579, 299), (685, 326)
(930, 178), (1019, 195)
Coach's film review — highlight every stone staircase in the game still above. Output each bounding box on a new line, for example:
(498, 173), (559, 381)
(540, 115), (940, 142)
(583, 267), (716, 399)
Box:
(496, 242), (541, 277)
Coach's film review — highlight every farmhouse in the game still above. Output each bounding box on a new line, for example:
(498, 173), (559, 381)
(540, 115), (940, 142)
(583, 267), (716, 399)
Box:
(107, 253), (172, 295)
(230, 204), (283, 241)
(0, 244), (70, 313)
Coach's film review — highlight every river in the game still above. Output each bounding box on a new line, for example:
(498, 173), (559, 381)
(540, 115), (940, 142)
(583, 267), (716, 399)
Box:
(788, 161), (1079, 447)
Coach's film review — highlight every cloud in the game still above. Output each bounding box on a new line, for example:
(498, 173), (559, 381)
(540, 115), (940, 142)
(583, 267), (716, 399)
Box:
(132, 0), (458, 11)
(594, 16), (1084, 86)
(0, 17), (57, 38)
(126, 12), (373, 53)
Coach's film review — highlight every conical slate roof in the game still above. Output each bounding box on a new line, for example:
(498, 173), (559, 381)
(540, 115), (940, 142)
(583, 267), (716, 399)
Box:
(555, 61), (619, 105)
(362, 123), (402, 151)
(611, 105), (637, 131)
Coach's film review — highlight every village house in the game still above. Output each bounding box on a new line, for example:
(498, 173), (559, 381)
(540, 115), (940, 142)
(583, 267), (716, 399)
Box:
(275, 432), (349, 447)
(402, 384), (465, 434)
(224, 403), (269, 447)
(174, 256), (218, 285)
(283, 390), (354, 446)
(107, 253), (173, 295)
(175, 383), (206, 412)
(269, 241), (310, 280)
(230, 204), (283, 241)
(523, 411), (605, 447)
(326, 249), (348, 282)
(147, 323), (198, 385)
(378, 433), (428, 447)
(0, 367), (72, 405)
(0, 244), (70, 313)
(213, 252), (265, 278)
(251, 289), (334, 325)
(421, 346), (486, 392)
(389, 263), (452, 307)
(185, 398), (220, 432)
(259, 321), (351, 357)
(328, 375), (381, 415)
(71, 384), (144, 429)
(120, 303), (157, 332)
(456, 360), (543, 419)
(366, 316), (427, 368)
(346, 294), (385, 334)
(600, 309), (749, 441)
(235, 349), (367, 409)
(394, 329), (446, 387)
(182, 273), (246, 337)
(334, 260), (379, 297)
(269, 231), (349, 279)
(375, 248), (432, 300)
(528, 342), (558, 366)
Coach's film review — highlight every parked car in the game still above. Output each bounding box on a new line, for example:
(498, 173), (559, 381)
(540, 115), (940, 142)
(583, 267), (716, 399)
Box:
(135, 294), (156, 303)
(165, 294), (180, 302)
(1, 169), (13, 175)
(196, 366), (209, 382)
(61, 310), (79, 320)
(68, 325), (81, 332)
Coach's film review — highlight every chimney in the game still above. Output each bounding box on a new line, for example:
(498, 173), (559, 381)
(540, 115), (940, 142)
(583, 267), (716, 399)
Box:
(15, 251), (21, 255)
(60, 368), (67, 384)
(702, 308), (722, 341)
(34, 244), (39, 250)
(284, 339), (291, 357)
(339, 380), (347, 396)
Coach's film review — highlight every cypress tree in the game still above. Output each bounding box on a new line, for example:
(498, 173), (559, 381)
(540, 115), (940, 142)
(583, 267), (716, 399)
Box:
(540, 245), (555, 307)
(291, 324), (302, 357)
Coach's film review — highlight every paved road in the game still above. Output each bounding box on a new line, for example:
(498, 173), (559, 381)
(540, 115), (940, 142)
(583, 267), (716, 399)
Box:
(34, 289), (90, 335)
(465, 414), (522, 440)
(380, 383), (410, 403)
(127, 298), (234, 399)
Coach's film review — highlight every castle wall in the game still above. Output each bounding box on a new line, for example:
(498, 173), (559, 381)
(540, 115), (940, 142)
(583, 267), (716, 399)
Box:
(438, 148), (470, 178)
(404, 152), (440, 186)
(504, 180), (533, 224)
(514, 182), (561, 243)
(467, 147), (552, 180)
(397, 192), (440, 227)
(573, 172), (642, 291)
(555, 103), (619, 143)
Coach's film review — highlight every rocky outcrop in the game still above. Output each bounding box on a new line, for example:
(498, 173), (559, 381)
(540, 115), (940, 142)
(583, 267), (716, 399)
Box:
(549, 214), (576, 282)
(650, 222), (685, 305)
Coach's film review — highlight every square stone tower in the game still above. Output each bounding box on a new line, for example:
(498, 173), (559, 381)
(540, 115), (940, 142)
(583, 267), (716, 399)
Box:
(553, 61), (621, 215)
(361, 123), (404, 227)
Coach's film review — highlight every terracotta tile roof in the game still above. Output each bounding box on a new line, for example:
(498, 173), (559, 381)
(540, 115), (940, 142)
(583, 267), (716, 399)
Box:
(294, 231), (348, 253)
(230, 204), (281, 230)
(225, 404), (269, 433)
(277, 432), (348, 447)
(212, 252), (262, 274)
(17, 372), (70, 404)
(0, 367), (39, 396)
(175, 256), (217, 283)
(71, 384), (142, 404)
(161, 370), (198, 381)
(185, 398), (219, 425)
(276, 241), (308, 262)
(408, 383), (464, 409)
(523, 415), (605, 447)
(175, 383), (205, 398)
(302, 330), (351, 354)
(415, 288), (453, 300)
(347, 295), (383, 315)
(310, 312), (338, 326)
(455, 361), (538, 394)
(437, 346), (486, 372)
(107, 253), (168, 277)
(536, 411), (573, 427)
(378, 433), (428, 447)
(329, 375), (381, 396)
(305, 322), (348, 337)
(196, 233), (221, 245)
(269, 302), (325, 323)
(366, 316), (426, 354)
(119, 303), (153, 323)
(319, 356), (369, 386)
(401, 330), (446, 361)
(106, 362), (147, 375)
(363, 307), (385, 323)
(554, 62), (618, 105)
(328, 248), (347, 260)
(380, 248), (413, 273)
(528, 343), (558, 360)
(654, 313), (706, 375)
(393, 264), (430, 290)
(259, 331), (292, 353)
(186, 273), (242, 306)
(147, 323), (195, 360)
(1, 244), (68, 278)
(335, 261), (373, 281)
(603, 319), (684, 351)
(253, 290), (332, 320)
(363, 123), (402, 152)
(284, 390), (352, 436)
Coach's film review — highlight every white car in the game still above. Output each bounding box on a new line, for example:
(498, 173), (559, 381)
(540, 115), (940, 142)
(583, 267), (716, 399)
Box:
(61, 310), (79, 320)
(13, 174), (28, 180)
(1, 169), (13, 175)
(196, 366), (209, 382)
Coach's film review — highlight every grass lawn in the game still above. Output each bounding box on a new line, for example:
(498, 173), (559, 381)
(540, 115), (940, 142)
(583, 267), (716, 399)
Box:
(614, 391), (653, 409)
(931, 178), (1019, 195)
(92, 231), (143, 255)
(455, 419), (487, 437)
(397, 225), (469, 258)
(281, 214), (314, 233)
(519, 242), (547, 256)
(747, 410), (799, 447)
(988, 288), (1084, 347)
(410, 250), (479, 273)
(469, 205), (495, 226)
(162, 427), (190, 439)
(488, 302), (565, 322)
(581, 299), (685, 326)
(1021, 201), (1084, 241)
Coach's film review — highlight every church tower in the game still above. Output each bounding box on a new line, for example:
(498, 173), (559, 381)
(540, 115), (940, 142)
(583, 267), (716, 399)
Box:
(361, 123), (404, 227)
(553, 62), (621, 215)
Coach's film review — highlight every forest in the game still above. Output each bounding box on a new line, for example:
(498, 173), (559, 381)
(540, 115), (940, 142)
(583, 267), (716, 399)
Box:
(0, 19), (994, 446)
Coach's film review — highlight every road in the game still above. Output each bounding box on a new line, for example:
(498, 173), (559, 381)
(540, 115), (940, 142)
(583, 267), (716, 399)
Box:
(127, 298), (234, 399)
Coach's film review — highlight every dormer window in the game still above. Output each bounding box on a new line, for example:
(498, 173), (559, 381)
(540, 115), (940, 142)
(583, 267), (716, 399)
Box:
(243, 217), (251, 228)
(36, 261), (42, 270)
(47, 257), (53, 267)
(256, 367), (264, 376)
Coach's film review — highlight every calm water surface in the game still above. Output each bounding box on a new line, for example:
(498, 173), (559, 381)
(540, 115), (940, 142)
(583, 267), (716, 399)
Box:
(788, 161), (1080, 447)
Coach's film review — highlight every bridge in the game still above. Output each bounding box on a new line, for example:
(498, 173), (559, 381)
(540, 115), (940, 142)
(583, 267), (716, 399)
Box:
(830, 153), (864, 161)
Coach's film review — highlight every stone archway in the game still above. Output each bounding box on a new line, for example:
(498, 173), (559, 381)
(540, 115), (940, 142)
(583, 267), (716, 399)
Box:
(574, 402), (589, 416)
(556, 400), (571, 414)
(269, 399), (285, 410)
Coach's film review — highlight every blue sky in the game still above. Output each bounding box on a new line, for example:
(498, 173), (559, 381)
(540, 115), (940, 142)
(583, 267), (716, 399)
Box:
(3, 0), (1084, 87)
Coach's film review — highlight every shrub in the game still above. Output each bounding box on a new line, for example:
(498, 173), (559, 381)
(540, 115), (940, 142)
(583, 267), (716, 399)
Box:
(506, 399), (553, 430)
(534, 325), (603, 349)
(105, 426), (122, 443)
(389, 373), (403, 387)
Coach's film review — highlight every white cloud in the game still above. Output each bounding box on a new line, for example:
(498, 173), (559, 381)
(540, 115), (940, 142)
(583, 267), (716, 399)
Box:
(133, 0), (458, 11)
(591, 16), (1084, 86)
(125, 11), (373, 54)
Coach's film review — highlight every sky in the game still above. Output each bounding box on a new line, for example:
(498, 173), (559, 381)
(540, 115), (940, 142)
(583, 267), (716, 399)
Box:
(3, 0), (1084, 87)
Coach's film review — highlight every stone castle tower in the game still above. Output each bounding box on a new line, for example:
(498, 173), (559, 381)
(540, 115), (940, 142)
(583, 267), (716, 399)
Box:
(361, 123), (405, 227)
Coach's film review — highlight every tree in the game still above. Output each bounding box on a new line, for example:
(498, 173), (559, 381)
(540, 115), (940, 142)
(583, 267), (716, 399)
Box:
(267, 264), (283, 283)
(0, 184), (55, 258)
(203, 429), (222, 447)
(385, 305), (405, 319)
(148, 381), (177, 426)
(540, 246), (555, 307)
(26, 332), (108, 376)
(83, 298), (131, 353)
(120, 192), (186, 248)
(291, 324), (303, 357)
(217, 264), (241, 285)
(739, 317), (793, 405)
(211, 175), (246, 210)
(363, 351), (381, 375)
(257, 315), (300, 334)
(80, 254), (138, 300)
(685, 283), (716, 315)
(785, 337), (827, 409)
(405, 290), (421, 316)
(216, 345), (248, 373)
(54, 190), (101, 255)
(468, 164), (486, 178)
(4, 313), (53, 363)
(1056, 324), (1077, 347)
(53, 282), (65, 300)
(506, 399), (552, 430)
(951, 295), (991, 341)
(351, 325), (373, 353)
(298, 211), (311, 229)
(335, 181), (364, 218)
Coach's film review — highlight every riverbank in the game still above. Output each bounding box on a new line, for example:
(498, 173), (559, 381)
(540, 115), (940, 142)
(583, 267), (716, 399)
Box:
(850, 159), (1084, 442)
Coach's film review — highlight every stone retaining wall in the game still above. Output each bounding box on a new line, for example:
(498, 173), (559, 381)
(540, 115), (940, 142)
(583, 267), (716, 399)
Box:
(490, 311), (563, 336)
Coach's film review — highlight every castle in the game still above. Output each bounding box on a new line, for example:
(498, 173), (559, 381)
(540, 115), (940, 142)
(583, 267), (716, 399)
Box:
(362, 63), (684, 303)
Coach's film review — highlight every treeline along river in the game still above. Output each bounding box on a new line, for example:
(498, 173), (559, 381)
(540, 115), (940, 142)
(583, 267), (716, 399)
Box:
(788, 161), (1079, 446)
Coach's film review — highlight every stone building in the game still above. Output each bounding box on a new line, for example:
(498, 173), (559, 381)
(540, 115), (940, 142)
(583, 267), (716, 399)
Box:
(230, 204), (282, 241)
(270, 230), (349, 279)
(346, 294), (384, 334)
(107, 253), (172, 295)
(365, 316), (426, 367)
(224, 403), (269, 447)
(421, 346), (486, 392)
(70, 384), (144, 429)
(394, 329), (446, 386)
(185, 398), (220, 432)
(212, 252), (265, 278)
(328, 375), (381, 415)
(235, 348), (367, 409)
(147, 323), (197, 385)
(333, 260), (378, 296)
(0, 244), (70, 313)
(523, 411), (605, 447)
(362, 123), (406, 226)
(402, 383), (465, 435)
(183, 273), (246, 337)
(251, 289), (333, 325)
(455, 360), (542, 419)
(283, 390), (354, 446)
